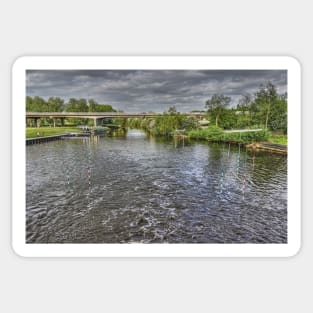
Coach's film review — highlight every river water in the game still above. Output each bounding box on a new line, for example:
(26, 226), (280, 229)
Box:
(26, 129), (287, 243)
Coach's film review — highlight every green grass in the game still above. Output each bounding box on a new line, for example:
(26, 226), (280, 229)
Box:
(26, 127), (86, 139)
(188, 126), (271, 143)
(268, 135), (288, 145)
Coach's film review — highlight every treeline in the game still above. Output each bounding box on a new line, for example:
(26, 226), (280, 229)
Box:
(128, 82), (287, 140)
(127, 106), (198, 136)
(206, 82), (287, 133)
(26, 96), (116, 113)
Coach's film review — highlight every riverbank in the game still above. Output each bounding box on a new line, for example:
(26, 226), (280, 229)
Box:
(26, 127), (86, 139)
(188, 127), (270, 143)
(188, 127), (287, 145)
(268, 135), (288, 145)
(246, 142), (287, 154)
(185, 127), (287, 154)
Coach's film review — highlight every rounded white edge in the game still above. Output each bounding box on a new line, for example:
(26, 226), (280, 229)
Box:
(283, 55), (302, 71)
(11, 239), (26, 258)
(12, 56), (301, 258)
(12, 55), (29, 73)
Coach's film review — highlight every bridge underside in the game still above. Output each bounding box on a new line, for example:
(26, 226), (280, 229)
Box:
(26, 112), (206, 127)
(26, 116), (127, 128)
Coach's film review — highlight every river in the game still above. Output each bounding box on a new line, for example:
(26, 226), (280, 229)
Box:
(26, 129), (287, 243)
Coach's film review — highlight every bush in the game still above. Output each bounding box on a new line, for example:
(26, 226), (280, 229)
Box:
(223, 129), (270, 142)
(188, 126), (224, 140)
(188, 127), (271, 143)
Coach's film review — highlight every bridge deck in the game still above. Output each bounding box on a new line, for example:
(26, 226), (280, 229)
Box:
(26, 112), (207, 118)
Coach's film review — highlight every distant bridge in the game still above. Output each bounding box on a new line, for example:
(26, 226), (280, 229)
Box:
(26, 112), (207, 127)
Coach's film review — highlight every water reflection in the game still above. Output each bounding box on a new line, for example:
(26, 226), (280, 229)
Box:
(26, 129), (287, 243)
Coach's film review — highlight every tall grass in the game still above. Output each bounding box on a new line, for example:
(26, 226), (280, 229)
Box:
(26, 127), (85, 139)
(188, 126), (271, 143)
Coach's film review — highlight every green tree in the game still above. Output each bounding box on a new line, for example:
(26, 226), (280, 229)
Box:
(47, 97), (64, 112)
(88, 99), (116, 112)
(64, 98), (88, 125)
(253, 82), (278, 129)
(235, 94), (253, 128)
(249, 83), (287, 131)
(65, 98), (88, 112)
(268, 93), (287, 133)
(152, 107), (197, 136)
(26, 96), (33, 112)
(168, 106), (177, 115)
(205, 94), (231, 127)
(88, 99), (97, 112)
(26, 96), (48, 112)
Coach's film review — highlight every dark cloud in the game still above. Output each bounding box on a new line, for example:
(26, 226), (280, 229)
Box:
(26, 70), (287, 112)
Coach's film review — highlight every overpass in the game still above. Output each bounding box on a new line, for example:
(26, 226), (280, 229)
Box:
(26, 112), (207, 127)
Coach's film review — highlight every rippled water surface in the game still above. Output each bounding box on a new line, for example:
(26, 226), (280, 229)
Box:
(26, 130), (287, 243)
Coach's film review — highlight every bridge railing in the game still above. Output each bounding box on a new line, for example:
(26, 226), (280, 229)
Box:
(26, 112), (207, 117)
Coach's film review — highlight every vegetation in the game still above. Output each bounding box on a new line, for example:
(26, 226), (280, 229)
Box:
(205, 94), (231, 127)
(151, 106), (198, 136)
(26, 96), (64, 112)
(268, 135), (288, 145)
(127, 106), (198, 136)
(26, 96), (117, 127)
(26, 96), (117, 113)
(188, 126), (223, 141)
(26, 82), (287, 146)
(26, 127), (86, 139)
(188, 126), (271, 143)
(203, 83), (287, 133)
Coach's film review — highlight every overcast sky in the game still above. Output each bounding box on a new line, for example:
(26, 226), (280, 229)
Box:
(26, 70), (287, 113)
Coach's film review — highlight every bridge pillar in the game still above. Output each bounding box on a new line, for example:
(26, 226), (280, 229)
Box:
(61, 118), (65, 126)
(34, 117), (40, 128)
(52, 118), (56, 128)
(94, 118), (98, 127)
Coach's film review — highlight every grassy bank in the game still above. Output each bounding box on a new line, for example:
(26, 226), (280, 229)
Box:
(26, 127), (86, 139)
(188, 126), (271, 143)
(268, 135), (287, 145)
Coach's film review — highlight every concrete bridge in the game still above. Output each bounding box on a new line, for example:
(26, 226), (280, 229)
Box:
(26, 112), (207, 127)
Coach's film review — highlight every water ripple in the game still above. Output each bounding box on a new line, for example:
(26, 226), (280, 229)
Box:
(26, 130), (287, 243)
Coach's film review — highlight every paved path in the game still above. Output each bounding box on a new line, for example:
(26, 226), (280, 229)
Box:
(223, 128), (263, 133)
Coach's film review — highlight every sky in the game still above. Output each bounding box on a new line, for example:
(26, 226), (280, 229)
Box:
(26, 70), (287, 113)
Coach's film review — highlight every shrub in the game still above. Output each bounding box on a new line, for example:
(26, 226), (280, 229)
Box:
(222, 129), (271, 142)
(188, 127), (271, 143)
(188, 126), (224, 140)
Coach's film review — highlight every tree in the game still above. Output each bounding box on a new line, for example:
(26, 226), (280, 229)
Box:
(88, 99), (97, 112)
(254, 82), (278, 129)
(88, 99), (116, 112)
(26, 96), (48, 112)
(168, 106), (178, 115)
(205, 94), (231, 127)
(235, 94), (253, 128)
(65, 98), (88, 112)
(268, 93), (287, 133)
(152, 107), (197, 136)
(26, 96), (33, 112)
(47, 97), (64, 112)
(237, 94), (252, 112)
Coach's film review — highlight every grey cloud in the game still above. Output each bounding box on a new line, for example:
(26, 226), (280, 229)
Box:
(26, 70), (287, 112)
